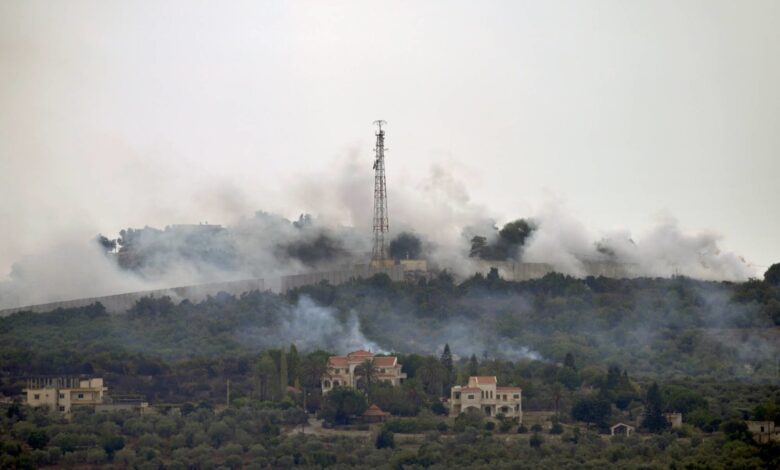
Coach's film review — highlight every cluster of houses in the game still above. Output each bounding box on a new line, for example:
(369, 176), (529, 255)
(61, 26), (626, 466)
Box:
(17, 350), (780, 444)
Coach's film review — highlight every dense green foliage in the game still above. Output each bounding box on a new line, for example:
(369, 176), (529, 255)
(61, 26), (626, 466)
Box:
(469, 219), (536, 260)
(1, 271), (779, 467)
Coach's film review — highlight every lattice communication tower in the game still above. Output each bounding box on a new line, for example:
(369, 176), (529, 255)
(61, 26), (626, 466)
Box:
(371, 120), (389, 263)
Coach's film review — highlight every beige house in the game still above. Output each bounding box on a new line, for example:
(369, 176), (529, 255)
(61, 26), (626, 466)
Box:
(449, 376), (522, 419)
(747, 421), (778, 444)
(24, 377), (107, 413)
(322, 350), (406, 393)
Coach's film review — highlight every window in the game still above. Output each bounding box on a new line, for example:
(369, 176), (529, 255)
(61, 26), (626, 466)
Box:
(513, 394), (520, 399)
(323, 380), (331, 388)
(454, 392), (461, 399)
(467, 394), (474, 399)
(77, 393), (84, 399)
(59, 406), (65, 412)
(59, 393), (65, 399)
(34, 394), (40, 400)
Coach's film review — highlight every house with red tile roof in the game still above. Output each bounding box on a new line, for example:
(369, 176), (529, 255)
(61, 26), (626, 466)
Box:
(449, 376), (522, 420)
(321, 350), (407, 394)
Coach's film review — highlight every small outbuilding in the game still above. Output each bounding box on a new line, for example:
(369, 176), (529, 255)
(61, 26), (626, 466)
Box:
(363, 404), (390, 423)
(746, 421), (777, 444)
(664, 412), (683, 429)
(610, 422), (635, 436)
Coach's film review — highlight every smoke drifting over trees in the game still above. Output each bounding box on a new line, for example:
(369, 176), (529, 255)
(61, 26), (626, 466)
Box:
(0, 157), (763, 310)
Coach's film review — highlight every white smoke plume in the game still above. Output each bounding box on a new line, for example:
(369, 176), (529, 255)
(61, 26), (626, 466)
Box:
(239, 296), (382, 354)
(0, 153), (759, 310)
(520, 200), (756, 281)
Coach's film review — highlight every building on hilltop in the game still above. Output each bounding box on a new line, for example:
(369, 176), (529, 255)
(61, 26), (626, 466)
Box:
(24, 377), (107, 413)
(321, 350), (406, 393)
(449, 376), (522, 419)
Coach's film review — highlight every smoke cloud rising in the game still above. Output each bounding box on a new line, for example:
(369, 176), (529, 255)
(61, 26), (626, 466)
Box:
(238, 296), (382, 354)
(0, 151), (758, 310)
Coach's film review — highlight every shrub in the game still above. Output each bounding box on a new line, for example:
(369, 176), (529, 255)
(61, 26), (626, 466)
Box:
(499, 420), (513, 433)
(454, 409), (484, 432)
(531, 423), (543, 432)
(86, 448), (108, 465)
(430, 400), (448, 416)
(550, 422), (564, 434)
(530, 433), (544, 448)
(484, 421), (496, 431)
(27, 430), (49, 450)
(376, 429), (395, 449)
(517, 424), (528, 434)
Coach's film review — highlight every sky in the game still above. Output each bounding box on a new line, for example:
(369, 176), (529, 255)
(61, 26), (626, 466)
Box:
(1, 0), (779, 278)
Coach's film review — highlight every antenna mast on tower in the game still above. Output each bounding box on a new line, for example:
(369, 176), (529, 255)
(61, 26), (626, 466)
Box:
(371, 120), (389, 265)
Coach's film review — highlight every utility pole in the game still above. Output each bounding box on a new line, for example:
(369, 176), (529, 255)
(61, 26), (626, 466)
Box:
(226, 379), (230, 409)
(371, 120), (389, 266)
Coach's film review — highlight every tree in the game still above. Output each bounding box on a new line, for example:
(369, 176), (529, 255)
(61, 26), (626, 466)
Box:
(571, 397), (612, 428)
(765, 263), (780, 286)
(256, 354), (279, 401)
(27, 430), (49, 450)
(556, 367), (581, 391)
(95, 234), (117, 253)
(454, 408), (484, 432)
(469, 236), (488, 258)
(101, 435), (125, 458)
(288, 344), (300, 386)
(319, 387), (368, 425)
(563, 352), (577, 370)
(549, 420), (564, 434)
(641, 383), (668, 433)
(468, 354), (479, 377)
(499, 219), (535, 247)
(300, 354), (328, 412)
(529, 432), (544, 448)
(355, 359), (378, 395)
(375, 429), (395, 449)
(279, 349), (289, 396)
(439, 344), (454, 394)
(721, 420), (753, 443)
(417, 359), (447, 396)
(440, 344), (453, 376)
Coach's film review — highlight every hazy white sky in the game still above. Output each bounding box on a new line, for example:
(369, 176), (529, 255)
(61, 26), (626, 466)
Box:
(1, 0), (779, 275)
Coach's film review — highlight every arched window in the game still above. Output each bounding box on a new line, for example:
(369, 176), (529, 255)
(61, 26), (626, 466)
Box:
(323, 380), (331, 388)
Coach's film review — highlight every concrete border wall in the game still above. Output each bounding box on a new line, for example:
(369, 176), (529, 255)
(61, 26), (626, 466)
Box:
(0, 278), (265, 316)
(280, 265), (405, 291)
(477, 260), (634, 281)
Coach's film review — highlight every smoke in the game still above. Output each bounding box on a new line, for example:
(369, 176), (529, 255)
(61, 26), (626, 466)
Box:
(596, 218), (755, 281)
(239, 296), (382, 354)
(519, 200), (756, 281)
(0, 152), (758, 310)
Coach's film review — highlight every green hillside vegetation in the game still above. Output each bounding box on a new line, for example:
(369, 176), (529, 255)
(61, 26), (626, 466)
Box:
(0, 270), (779, 467)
